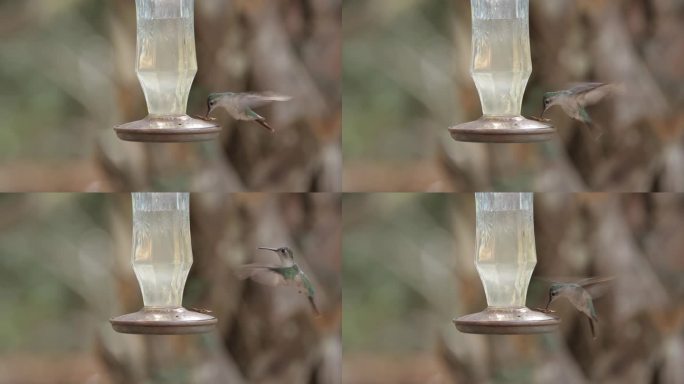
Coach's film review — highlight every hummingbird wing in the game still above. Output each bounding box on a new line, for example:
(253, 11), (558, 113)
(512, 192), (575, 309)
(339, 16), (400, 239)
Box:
(236, 92), (292, 110)
(568, 82), (604, 93)
(576, 276), (614, 287)
(536, 276), (613, 288)
(236, 265), (286, 287)
(577, 276), (614, 298)
(568, 83), (615, 107)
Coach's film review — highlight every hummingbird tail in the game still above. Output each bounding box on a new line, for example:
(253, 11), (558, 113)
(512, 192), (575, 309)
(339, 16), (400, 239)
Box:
(585, 121), (604, 141)
(588, 317), (597, 339)
(308, 296), (321, 317)
(255, 118), (275, 133)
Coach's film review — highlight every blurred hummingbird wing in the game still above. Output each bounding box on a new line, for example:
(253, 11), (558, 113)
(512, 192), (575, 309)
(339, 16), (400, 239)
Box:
(531, 276), (555, 285)
(237, 92), (292, 110)
(577, 276), (614, 298)
(577, 276), (614, 287)
(567, 82), (604, 94)
(533, 276), (587, 286)
(236, 265), (286, 287)
(569, 83), (615, 106)
(536, 276), (614, 297)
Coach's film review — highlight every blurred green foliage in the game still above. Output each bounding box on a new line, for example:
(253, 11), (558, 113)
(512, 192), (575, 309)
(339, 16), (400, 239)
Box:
(0, 1), (111, 161)
(343, 1), (455, 163)
(343, 194), (456, 353)
(0, 194), (110, 353)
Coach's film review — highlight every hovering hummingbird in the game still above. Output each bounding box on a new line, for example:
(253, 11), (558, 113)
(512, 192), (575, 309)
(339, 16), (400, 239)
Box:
(206, 92), (291, 133)
(545, 277), (614, 339)
(237, 247), (319, 316)
(542, 83), (618, 137)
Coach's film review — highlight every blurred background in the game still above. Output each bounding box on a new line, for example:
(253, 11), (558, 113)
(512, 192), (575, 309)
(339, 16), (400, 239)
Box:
(343, 193), (684, 383)
(0, 193), (341, 383)
(343, 0), (684, 192)
(0, 0), (341, 192)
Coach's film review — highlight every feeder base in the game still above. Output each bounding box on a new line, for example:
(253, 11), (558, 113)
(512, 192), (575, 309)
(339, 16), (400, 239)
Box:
(454, 306), (560, 335)
(110, 307), (217, 335)
(449, 116), (554, 143)
(115, 115), (220, 143)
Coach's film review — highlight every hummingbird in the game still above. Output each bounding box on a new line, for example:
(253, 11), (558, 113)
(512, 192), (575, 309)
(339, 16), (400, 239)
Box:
(545, 277), (614, 339)
(206, 92), (291, 133)
(237, 247), (320, 316)
(542, 83), (617, 137)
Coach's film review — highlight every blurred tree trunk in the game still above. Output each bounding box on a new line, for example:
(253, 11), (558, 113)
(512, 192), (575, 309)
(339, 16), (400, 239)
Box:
(440, 194), (683, 384)
(101, 0), (341, 192)
(100, 193), (341, 384)
(440, 0), (684, 192)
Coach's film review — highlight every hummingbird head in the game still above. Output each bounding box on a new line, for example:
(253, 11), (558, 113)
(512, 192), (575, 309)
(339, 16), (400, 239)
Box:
(546, 283), (565, 308)
(542, 92), (560, 117)
(206, 93), (226, 116)
(258, 246), (295, 264)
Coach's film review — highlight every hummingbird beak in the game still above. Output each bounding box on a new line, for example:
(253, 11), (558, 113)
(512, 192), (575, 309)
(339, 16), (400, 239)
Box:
(541, 105), (549, 118)
(545, 295), (553, 309)
(258, 247), (279, 253)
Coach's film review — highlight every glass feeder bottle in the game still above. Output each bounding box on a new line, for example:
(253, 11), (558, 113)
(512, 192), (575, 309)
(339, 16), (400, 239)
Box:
(454, 193), (559, 334)
(114, 0), (220, 142)
(110, 193), (216, 335)
(449, 0), (554, 143)
(132, 193), (192, 308)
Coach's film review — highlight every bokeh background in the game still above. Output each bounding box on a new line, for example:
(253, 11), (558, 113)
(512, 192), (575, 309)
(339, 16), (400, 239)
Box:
(0, 0), (341, 192)
(0, 193), (341, 383)
(343, 0), (684, 192)
(343, 193), (684, 384)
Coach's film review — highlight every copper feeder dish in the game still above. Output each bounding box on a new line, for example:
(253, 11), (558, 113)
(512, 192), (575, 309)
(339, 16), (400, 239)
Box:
(449, 116), (554, 143)
(454, 307), (559, 335)
(110, 307), (217, 335)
